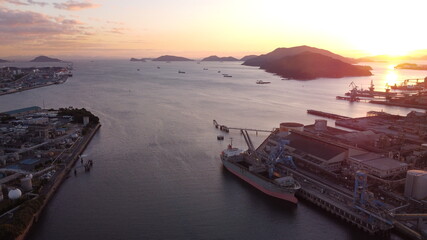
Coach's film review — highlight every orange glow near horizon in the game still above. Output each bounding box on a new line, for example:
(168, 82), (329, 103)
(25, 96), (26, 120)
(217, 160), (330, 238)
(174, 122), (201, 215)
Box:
(0, 0), (426, 58)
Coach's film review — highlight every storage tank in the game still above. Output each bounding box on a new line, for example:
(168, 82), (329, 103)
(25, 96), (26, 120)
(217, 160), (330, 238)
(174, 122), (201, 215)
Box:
(8, 188), (22, 200)
(83, 116), (90, 126)
(404, 170), (427, 200)
(279, 122), (304, 132)
(21, 176), (33, 191)
(314, 119), (327, 131)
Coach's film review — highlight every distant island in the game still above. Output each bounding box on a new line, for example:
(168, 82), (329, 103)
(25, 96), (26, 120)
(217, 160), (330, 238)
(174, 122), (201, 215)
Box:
(130, 58), (146, 62)
(202, 55), (239, 61)
(240, 55), (258, 61)
(152, 55), (193, 61)
(30, 56), (62, 62)
(259, 52), (372, 80)
(242, 46), (371, 80)
(0, 59), (9, 63)
(243, 45), (357, 67)
(394, 63), (427, 70)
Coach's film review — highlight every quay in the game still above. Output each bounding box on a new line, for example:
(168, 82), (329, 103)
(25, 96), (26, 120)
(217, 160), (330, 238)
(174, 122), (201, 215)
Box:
(306, 109), (351, 120)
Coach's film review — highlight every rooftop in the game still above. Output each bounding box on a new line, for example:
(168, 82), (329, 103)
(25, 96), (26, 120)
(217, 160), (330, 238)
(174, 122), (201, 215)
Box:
(2, 106), (41, 116)
(284, 132), (347, 160)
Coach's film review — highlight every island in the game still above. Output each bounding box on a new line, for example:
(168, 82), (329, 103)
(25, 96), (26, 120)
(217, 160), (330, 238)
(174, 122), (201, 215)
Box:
(30, 56), (62, 62)
(130, 58), (146, 62)
(240, 55), (258, 61)
(0, 59), (9, 63)
(201, 55), (239, 61)
(394, 63), (427, 70)
(152, 55), (193, 61)
(243, 45), (356, 67)
(0, 106), (100, 240)
(259, 52), (372, 80)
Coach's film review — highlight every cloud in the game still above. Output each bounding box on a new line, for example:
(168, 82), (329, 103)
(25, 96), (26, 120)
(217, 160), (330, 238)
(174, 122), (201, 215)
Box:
(27, 0), (48, 7)
(0, 7), (87, 36)
(1, 0), (48, 6)
(53, 0), (100, 11)
(2, 0), (28, 5)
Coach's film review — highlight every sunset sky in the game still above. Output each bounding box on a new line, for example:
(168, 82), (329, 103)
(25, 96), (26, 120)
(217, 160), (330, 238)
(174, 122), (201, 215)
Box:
(1, 0), (426, 59)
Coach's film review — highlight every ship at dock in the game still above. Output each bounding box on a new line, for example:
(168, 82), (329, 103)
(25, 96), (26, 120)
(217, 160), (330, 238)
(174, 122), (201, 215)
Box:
(215, 117), (427, 239)
(220, 132), (301, 204)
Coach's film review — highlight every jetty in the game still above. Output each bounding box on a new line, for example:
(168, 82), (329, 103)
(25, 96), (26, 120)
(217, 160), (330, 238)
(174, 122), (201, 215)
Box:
(306, 109), (351, 120)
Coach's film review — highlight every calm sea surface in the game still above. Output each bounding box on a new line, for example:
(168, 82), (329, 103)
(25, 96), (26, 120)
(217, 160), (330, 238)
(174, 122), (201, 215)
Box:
(1, 59), (426, 240)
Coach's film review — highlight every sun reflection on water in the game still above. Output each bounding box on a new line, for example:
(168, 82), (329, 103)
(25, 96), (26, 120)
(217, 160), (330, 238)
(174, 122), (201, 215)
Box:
(384, 64), (400, 88)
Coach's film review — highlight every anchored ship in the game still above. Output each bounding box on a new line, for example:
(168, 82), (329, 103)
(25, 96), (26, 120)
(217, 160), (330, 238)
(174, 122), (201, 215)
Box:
(220, 135), (300, 204)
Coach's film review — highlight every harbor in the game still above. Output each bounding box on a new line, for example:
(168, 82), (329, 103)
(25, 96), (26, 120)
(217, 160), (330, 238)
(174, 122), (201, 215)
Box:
(216, 111), (427, 239)
(336, 78), (427, 110)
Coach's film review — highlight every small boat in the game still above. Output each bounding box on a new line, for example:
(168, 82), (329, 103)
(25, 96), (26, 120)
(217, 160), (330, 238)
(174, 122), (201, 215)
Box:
(223, 74), (232, 78)
(203, 68), (208, 70)
(137, 69), (140, 71)
(256, 80), (271, 84)
(178, 71), (185, 74)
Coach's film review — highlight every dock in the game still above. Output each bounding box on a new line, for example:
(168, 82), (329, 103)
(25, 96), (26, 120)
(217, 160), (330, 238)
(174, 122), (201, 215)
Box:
(306, 109), (351, 120)
(213, 120), (273, 134)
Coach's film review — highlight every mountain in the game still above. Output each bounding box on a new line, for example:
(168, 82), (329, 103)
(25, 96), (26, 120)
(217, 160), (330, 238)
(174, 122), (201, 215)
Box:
(202, 55), (239, 61)
(130, 58), (146, 62)
(30, 56), (62, 62)
(243, 46), (356, 66)
(0, 59), (9, 63)
(260, 52), (372, 80)
(240, 55), (258, 61)
(152, 55), (193, 61)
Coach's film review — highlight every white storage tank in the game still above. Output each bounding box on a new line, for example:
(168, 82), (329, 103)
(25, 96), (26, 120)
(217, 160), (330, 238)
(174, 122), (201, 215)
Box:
(8, 188), (22, 200)
(279, 122), (304, 132)
(404, 170), (427, 200)
(83, 116), (90, 126)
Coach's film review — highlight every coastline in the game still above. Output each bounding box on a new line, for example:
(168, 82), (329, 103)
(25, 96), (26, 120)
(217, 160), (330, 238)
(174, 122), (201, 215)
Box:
(15, 123), (101, 240)
(0, 76), (69, 97)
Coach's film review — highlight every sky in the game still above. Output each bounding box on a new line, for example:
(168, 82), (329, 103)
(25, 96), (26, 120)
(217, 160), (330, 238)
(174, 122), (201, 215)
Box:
(0, 0), (427, 59)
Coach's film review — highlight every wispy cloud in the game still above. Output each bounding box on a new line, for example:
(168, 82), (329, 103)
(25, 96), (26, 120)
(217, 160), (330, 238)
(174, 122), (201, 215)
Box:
(0, 7), (91, 44)
(2, 0), (29, 6)
(53, 0), (100, 11)
(1, 0), (48, 6)
(27, 0), (48, 7)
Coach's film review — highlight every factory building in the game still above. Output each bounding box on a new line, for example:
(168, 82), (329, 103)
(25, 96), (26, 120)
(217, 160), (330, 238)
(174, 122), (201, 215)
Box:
(347, 152), (408, 178)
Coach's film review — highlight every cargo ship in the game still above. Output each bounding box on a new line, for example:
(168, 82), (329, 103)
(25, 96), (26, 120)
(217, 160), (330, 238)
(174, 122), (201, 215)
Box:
(220, 143), (301, 204)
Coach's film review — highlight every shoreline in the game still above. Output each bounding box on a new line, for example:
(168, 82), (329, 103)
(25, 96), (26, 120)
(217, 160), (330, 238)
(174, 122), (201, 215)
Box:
(15, 123), (101, 240)
(0, 77), (69, 97)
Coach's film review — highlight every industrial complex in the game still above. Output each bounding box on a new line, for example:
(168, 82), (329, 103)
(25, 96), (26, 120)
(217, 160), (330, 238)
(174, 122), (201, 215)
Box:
(0, 106), (100, 239)
(217, 109), (427, 239)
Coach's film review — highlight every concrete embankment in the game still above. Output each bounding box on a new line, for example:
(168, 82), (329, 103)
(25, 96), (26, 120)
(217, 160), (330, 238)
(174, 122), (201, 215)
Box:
(16, 123), (101, 240)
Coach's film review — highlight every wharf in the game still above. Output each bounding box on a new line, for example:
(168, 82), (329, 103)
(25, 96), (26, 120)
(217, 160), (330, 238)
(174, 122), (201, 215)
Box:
(213, 120), (272, 134)
(306, 109), (351, 120)
(336, 96), (371, 102)
(15, 123), (101, 240)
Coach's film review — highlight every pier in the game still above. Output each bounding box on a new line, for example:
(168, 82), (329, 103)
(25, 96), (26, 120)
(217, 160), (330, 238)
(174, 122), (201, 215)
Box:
(213, 120), (273, 134)
(306, 109), (351, 120)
